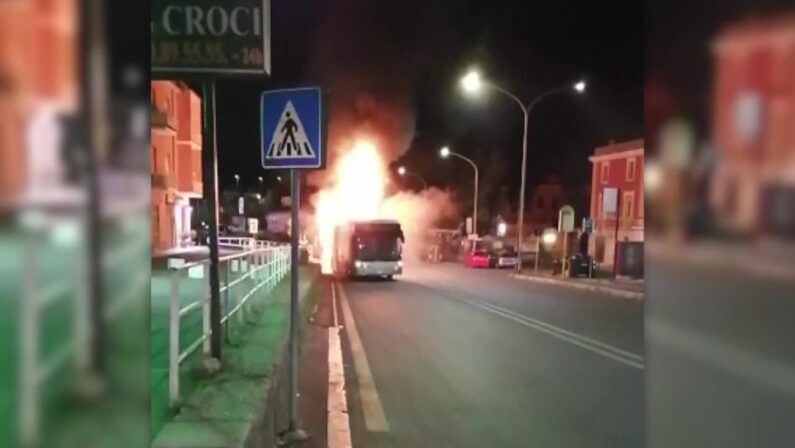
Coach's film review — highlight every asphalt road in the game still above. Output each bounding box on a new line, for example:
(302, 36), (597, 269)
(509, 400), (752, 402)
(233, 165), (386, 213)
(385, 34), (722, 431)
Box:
(645, 243), (795, 448)
(298, 262), (644, 447)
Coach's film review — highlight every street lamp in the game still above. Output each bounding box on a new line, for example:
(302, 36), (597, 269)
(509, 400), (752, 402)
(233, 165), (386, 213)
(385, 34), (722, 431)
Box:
(439, 146), (479, 235)
(397, 166), (428, 190)
(277, 175), (282, 183)
(234, 174), (240, 192)
(460, 70), (586, 271)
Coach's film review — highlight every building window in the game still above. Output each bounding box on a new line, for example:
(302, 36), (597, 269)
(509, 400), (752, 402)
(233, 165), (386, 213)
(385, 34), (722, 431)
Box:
(601, 162), (609, 184)
(627, 157), (636, 181)
(623, 192), (634, 220)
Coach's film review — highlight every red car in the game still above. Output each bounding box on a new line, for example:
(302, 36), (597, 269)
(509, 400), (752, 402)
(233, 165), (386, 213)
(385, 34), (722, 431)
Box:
(464, 250), (493, 268)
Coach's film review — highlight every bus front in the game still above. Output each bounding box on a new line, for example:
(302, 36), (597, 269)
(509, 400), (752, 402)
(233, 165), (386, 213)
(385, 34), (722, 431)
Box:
(351, 220), (404, 279)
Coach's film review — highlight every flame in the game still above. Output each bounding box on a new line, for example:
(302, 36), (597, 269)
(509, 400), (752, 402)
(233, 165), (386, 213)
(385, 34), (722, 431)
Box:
(315, 140), (387, 273)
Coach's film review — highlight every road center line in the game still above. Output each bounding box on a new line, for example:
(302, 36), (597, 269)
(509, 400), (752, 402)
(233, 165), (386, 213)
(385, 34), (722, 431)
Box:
(337, 282), (390, 432)
(414, 279), (645, 370)
(327, 283), (352, 448)
(465, 298), (645, 369)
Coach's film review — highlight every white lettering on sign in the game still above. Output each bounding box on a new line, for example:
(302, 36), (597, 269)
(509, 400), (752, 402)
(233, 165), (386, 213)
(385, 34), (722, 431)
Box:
(185, 6), (204, 35)
(161, 6), (262, 37)
(163, 6), (182, 34)
(206, 7), (230, 35)
(230, 8), (251, 35)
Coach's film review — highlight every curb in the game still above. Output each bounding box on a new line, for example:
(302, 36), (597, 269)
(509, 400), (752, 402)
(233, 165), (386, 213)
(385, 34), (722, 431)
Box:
(509, 274), (644, 301)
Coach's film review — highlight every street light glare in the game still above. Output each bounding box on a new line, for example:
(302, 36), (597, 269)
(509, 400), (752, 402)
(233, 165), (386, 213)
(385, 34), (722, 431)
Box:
(440, 146), (451, 158)
(461, 71), (482, 93)
(574, 80), (586, 93)
(398, 166), (407, 176)
(542, 230), (558, 246)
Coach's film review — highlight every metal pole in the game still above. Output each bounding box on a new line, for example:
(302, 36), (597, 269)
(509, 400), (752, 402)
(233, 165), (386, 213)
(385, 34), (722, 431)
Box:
(613, 188), (621, 279)
(534, 232), (540, 273)
(473, 164), (479, 236)
(516, 109), (529, 271)
(284, 170), (308, 442)
(81, 0), (109, 380)
(202, 81), (223, 360)
(169, 271), (181, 407)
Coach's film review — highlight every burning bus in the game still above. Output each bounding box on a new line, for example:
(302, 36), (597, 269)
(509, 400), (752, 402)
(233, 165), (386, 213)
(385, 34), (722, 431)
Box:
(332, 219), (404, 279)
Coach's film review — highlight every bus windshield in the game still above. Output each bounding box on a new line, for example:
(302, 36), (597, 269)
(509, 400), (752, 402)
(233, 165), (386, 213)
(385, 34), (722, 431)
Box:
(355, 233), (402, 261)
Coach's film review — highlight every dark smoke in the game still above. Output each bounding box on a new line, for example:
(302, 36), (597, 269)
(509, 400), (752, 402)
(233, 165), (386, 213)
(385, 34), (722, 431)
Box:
(306, 0), (451, 185)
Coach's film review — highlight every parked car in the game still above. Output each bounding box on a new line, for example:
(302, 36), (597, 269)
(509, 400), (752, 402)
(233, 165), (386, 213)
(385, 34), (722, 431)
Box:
(464, 250), (493, 268)
(552, 253), (598, 277)
(495, 247), (519, 269)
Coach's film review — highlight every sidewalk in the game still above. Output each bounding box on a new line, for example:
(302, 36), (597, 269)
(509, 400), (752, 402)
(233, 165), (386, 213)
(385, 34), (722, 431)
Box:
(152, 266), (321, 448)
(510, 271), (644, 300)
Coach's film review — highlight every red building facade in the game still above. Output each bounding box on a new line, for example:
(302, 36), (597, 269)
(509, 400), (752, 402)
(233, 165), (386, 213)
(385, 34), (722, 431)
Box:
(710, 17), (795, 236)
(151, 81), (202, 253)
(588, 139), (645, 266)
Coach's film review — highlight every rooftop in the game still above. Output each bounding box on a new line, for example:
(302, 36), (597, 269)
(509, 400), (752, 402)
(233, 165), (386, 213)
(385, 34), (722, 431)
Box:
(594, 139), (644, 157)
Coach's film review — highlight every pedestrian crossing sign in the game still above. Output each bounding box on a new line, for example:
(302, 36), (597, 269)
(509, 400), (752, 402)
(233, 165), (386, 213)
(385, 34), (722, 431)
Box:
(261, 87), (326, 169)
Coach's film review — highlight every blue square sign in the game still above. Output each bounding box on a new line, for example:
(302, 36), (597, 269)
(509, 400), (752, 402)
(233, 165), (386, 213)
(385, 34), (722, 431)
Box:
(261, 87), (325, 169)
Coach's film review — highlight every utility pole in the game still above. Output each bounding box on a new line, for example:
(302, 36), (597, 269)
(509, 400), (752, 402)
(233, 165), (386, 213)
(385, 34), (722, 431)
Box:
(201, 82), (223, 359)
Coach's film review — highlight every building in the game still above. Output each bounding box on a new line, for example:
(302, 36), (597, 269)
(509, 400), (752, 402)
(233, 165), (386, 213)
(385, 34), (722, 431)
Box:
(710, 16), (795, 238)
(0, 0), (77, 207)
(151, 81), (202, 253)
(588, 139), (644, 272)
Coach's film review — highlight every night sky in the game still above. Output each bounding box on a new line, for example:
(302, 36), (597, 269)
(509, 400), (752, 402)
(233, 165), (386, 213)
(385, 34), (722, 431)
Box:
(176, 0), (645, 215)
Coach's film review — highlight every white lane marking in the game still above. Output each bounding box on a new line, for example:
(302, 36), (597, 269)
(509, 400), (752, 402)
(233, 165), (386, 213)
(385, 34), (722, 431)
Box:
(328, 283), (352, 448)
(337, 283), (390, 432)
(422, 272), (645, 369)
(434, 287), (645, 370)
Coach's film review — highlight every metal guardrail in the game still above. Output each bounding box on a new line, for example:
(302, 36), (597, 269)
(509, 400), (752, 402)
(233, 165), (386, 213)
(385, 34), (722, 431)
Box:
(218, 236), (282, 250)
(19, 213), (148, 446)
(167, 243), (290, 407)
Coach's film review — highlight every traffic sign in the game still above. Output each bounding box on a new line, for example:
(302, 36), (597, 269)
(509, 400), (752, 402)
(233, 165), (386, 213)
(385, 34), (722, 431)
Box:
(151, 0), (271, 76)
(261, 88), (326, 169)
(583, 217), (593, 233)
(558, 205), (575, 233)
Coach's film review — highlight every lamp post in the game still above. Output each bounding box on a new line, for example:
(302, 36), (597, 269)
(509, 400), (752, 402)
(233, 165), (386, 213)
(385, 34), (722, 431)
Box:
(397, 166), (428, 190)
(440, 146), (479, 235)
(234, 173), (240, 193)
(461, 70), (586, 271)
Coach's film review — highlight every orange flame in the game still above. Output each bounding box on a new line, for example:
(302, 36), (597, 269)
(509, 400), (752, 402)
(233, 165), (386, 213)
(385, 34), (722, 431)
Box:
(315, 140), (387, 273)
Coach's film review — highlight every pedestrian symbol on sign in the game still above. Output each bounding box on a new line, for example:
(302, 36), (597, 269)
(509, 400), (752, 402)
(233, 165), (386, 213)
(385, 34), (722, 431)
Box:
(261, 87), (324, 169)
(266, 101), (316, 159)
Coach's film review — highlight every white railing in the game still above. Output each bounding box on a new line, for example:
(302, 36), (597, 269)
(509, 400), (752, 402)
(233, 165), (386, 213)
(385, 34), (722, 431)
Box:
(218, 236), (282, 250)
(167, 243), (291, 407)
(19, 212), (147, 446)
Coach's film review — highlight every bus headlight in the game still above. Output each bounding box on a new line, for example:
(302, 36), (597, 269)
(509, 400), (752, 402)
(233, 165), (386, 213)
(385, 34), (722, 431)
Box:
(355, 261), (363, 268)
(397, 260), (403, 268)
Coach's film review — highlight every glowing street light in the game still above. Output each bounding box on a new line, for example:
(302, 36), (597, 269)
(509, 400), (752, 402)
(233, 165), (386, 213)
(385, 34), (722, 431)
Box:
(397, 165), (427, 190)
(497, 222), (507, 237)
(461, 71), (482, 93)
(439, 146), (479, 235)
(459, 69), (587, 271)
(542, 229), (558, 246)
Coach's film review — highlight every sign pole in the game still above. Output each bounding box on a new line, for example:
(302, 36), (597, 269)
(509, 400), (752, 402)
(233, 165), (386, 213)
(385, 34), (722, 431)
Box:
(613, 188), (621, 280)
(202, 81), (223, 359)
(562, 231), (568, 277)
(285, 169), (308, 442)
